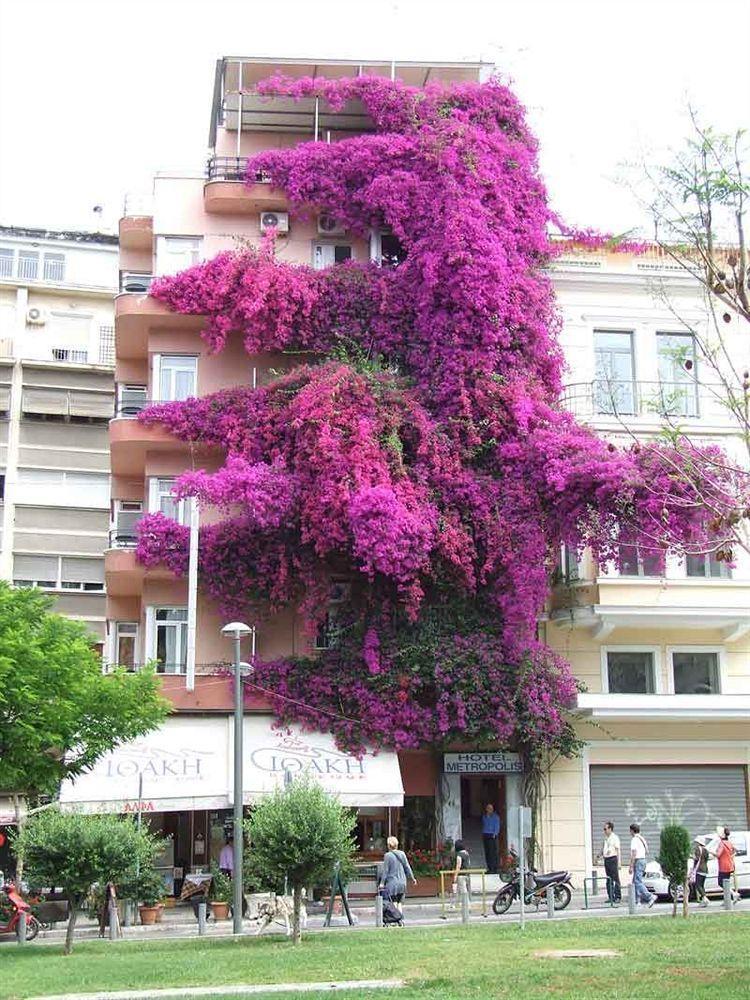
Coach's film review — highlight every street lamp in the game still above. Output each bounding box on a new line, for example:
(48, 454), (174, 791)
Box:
(221, 620), (254, 935)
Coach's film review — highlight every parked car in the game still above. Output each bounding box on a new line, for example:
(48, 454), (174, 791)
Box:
(644, 831), (750, 899)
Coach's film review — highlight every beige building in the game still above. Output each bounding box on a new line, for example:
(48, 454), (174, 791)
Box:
(0, 225), (117, 644)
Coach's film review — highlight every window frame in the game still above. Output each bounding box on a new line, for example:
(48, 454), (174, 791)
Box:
(593, 329), (637, 416)
(148, 476), (188, 525)
(601, 645), (662, 695)
(666, 645), (724, 695)
(685, 551), (731, 579)
(112, 621), (139, 670)
(0, 246), (14, 278)
(146, 605), (189, 674)
(152, 353), (198, 402)
(656, 331), (699, 418)
(17, 250), (39, 281)
(43, 252), (66, 283)
(13, 554), (105, 592)
(311, 242), (353, 270)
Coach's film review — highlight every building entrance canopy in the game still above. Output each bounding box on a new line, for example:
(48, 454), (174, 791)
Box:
(59, 715), (403, 814)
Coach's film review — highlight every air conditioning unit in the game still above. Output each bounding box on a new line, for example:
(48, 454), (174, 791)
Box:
(26, 306), (47, 325)
(260, 211), (289, 234)
(317, 213), (346, 236)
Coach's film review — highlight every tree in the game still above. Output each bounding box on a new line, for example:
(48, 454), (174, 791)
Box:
(245, 779), (356, 943)
(658, 824), (692, 918)
(0, 583), (169, 797)
(13, 810), (165, 953)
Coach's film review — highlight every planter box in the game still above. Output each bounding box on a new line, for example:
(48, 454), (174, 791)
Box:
(410, 876), (442, 897)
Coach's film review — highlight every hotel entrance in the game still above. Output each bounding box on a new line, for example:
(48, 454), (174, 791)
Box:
(460, 775), (507, 870)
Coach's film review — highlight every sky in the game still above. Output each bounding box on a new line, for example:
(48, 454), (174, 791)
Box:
(0, 0), (748, 236)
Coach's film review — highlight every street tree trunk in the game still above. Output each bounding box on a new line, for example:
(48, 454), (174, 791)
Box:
(683, 879), (690, 918)
(64, 896), (79, 955)
(13, 795), (24, 889)
(292, 883), (302, 945)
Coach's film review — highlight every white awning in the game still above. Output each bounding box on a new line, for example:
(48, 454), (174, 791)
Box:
(59, 715), (403, 814)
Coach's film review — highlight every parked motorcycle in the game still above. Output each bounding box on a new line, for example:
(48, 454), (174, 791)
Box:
(0, 883), (40, 941)
(492, 856), (573, 914)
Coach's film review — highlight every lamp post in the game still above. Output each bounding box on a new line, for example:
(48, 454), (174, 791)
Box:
(221, 620), (254, 935)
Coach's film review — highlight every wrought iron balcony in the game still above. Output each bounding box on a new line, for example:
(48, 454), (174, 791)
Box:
(206, 156), (270, 183)
(559, 380), (730, 422)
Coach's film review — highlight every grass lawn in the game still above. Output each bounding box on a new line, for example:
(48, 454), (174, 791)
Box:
(3, 914), (750, 1000)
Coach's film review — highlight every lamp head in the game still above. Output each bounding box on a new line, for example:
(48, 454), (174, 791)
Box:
(221, 621), (253, 638)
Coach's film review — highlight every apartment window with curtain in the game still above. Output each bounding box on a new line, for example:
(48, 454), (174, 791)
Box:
(156, 355), (197, 401)
(114, 622), (138, 670)
(43, 252), (66, 282)
(671, 650), (720, 694)
(606, 650), (656, 694)
(657, 332), (698, 417)
(594, 330), (635, 415)
(686, 551), (730, 578)
(153, 608), (188, 673)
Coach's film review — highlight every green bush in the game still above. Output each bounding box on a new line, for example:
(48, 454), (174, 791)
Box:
(658, 824), (692, 917)
(245, 779), (356, 943)
(209, 864), (234, 904)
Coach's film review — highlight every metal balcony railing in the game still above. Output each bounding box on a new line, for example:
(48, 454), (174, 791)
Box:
(120, 272), (154, 293)
(113, 396), (151, 418)
(206, 156), (270, 183)
(559, 380), (731, 422)
(117, 661), (233, 676)
(109, 528), (138, 548)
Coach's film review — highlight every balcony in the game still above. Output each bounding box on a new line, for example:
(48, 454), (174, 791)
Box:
(114, 386), (149, 418)
(119, 196), (154, 252)
(114, 293), (205, 360)
(109, 527), (137, 548)
(204, 158), (287, 215)
(120, 272), (153, 293)
(104, 546), (177, 597)
(560, 380), (731, 426)
(577, 692), (750, 720)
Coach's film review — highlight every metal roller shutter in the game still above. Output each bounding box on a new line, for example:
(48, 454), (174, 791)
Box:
(589, 765), (748, 861)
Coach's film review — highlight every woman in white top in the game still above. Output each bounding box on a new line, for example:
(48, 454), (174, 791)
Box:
(629, 823), (656, 907)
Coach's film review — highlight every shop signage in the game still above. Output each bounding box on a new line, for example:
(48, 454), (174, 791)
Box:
(443, 752), (523, 774)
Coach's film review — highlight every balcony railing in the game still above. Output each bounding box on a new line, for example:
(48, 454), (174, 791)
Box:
(206, 156), (270, 183)
(114, 395), (151, 418)
(560, 380), (730, 422)
(109, 528), (138, 548)
(117, 661), (233, 676)
(120, 272), (154, 293)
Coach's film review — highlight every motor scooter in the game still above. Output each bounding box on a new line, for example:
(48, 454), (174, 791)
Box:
(492, 852), (574, 914)
(0, 883), (40, 941)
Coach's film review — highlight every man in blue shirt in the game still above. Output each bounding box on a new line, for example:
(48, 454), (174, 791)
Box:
(482, 803), (501, 874)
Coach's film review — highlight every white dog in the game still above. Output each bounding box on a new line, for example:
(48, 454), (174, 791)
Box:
(249, 891), (307, 936)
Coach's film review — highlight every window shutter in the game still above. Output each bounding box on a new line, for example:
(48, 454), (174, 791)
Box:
(14, 554), (58, 580)
(61, 557), (105, 584)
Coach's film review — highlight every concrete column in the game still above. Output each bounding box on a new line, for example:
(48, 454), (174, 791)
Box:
(504, 774), (522, 852)
(437, 772), (462, 845)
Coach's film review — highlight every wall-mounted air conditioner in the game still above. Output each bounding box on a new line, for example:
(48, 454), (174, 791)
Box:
(317, 213), (346, 236)
(26, 306), (47, 325)
(260, 211), (289, 234)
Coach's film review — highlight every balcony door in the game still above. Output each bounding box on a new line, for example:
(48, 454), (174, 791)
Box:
(594, 331), (635, 415)
(657, 333), (698, 417)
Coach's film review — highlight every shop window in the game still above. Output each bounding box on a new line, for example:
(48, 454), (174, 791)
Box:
(686, 552), (730, 579)
(618, 543), (661, 577)
(605, 650), (656, 694)
(671, 650), (720, 695)
(400, 797), (436, 851)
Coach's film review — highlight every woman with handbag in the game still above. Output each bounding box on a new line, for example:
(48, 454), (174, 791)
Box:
(379, 837), (417, 914)
(690, 838), (710, 907)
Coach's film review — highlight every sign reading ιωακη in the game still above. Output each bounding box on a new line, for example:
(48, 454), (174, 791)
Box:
(443, 752), (523, 774)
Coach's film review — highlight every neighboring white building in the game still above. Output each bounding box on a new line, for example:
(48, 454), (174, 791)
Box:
(0, 225), (117, 643)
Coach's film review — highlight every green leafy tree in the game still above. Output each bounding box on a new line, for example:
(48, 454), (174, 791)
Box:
(245, 779), (356, 943)
(0, 583), (168, 796)
(658, 824), (693, 918)
(14, 810), (165, 953)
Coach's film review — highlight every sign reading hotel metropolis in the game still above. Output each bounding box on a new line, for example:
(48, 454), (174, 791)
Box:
(443, 752), (523, 774)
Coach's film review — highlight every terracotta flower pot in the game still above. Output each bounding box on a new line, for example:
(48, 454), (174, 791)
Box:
(139, 905), (159, 925)
(210, 900), (230, 920)
(154, 903), (165, 923)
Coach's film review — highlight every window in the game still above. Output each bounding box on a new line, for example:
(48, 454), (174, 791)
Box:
(114, 622), (138, 670)
(686, 552), (730, 579)
(312, 243), (353, 269)
(671, 651), (720, 694)
(618, 543), (661, 577)
(731, 833), (748, 857)
(559, 544), (580, 582)
(52, 347), (88, 363)
(112, 500), (142, 547)
(606, 650), (656, 694)
(158, 237), (202, 276)
(43, 252), (65, 282)
(60, 557), (105, 591)
(156, 355), (197, 401)
(17, 251), (39, 281)
(0, 247), (13, 277)
(117, 383), (148, 416)
(594, 331), (635, 415)
(154, 608), (188, 673)
(16, 469), (109, 508)
(13, 554), (58, 589)
(657, 333), (698, 417)
(12, 554), (104, 591)
(149, 477), (188, 524)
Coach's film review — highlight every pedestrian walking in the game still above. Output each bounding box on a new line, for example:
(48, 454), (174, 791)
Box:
(481, 803), (501, 874)
(690, 838), (710, 907)
(378, 836), (417, 913)
(599, 821), (621, 904)
(629, 823), (656, 907)
(716, 827), (739, 902)
(452, 839), (472, 899)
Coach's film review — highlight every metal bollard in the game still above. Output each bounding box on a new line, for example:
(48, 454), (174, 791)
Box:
(591, 869), (599, 895)
(375, 892), (383, 928)
(17, 910), (26, 945)
(628, 881), (636, 915)
(459, 880), (470, 925)
(723, 881), (733, 911)
(198, 901), (207, 935)
(546, 885), (555, 918)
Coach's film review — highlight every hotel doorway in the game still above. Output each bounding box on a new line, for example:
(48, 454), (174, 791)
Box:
(460, 775), (507, 872)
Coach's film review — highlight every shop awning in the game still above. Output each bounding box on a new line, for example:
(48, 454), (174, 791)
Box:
(59, 715), (403, 813)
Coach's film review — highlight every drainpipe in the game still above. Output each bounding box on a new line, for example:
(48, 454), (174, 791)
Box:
(185, 497), (198, 691)
(236, 61), (243, 160)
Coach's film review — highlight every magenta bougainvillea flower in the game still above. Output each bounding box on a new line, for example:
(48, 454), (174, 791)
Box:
(138, 75), (743, 757)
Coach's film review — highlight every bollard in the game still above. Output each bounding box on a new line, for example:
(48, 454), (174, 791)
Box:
(546, 885), (555, 918)
(198, 901), (207, 935)
(459, 879), (470, 925)
(628, 881), (636, 915)
(723, 881), (733, 911)
(17, 910), (26, 945)
(591, 869), (599, 895)
(375, 892), (383, 928)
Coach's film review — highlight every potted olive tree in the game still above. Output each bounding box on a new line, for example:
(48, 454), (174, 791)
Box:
(209, 865), (233, 920)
